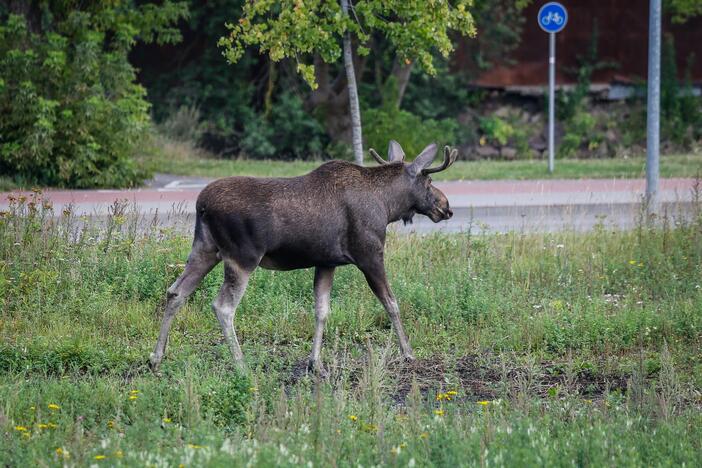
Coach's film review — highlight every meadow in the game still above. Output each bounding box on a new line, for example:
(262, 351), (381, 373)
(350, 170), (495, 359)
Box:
(0, 192), (701, 466)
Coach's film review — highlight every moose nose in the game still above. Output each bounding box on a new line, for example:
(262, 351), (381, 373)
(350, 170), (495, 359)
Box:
(446, 208), (453, 219)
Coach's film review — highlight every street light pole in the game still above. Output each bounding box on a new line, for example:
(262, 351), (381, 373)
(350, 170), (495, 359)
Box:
(646, 0), (661, 205)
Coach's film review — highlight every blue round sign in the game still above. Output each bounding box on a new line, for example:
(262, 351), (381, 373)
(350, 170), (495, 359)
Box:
(538, 2), (568, 33)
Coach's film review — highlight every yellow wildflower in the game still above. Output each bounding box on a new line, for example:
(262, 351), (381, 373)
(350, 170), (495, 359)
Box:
(38, 423), (49, 429)
(47, 422), (58, 429)
(400, 442), (407, 448)
(447, 390), (458, 396)
(48, 404), (60, 410)
(107, 420), (114, 429)
(14, 425), (28, 432)
(433, 409), (444, 416)
(115, 450), (123, 458)
(129, 395), (138, 401)
(94, 455), (106, 460)
(248, 387), (258, 393)
(419, 432), (429, 439)
(628, 260), (637, 265)
(55, 448), (63, 456)
(362, 423), (378, 433)
(163, 417), (172, 423)
(187, 444), (205, 449)
(477, 400), (490, 406)
(348, 415), (358, 422)
(29, 406), (36, 411)
(129, 390), (139, 395)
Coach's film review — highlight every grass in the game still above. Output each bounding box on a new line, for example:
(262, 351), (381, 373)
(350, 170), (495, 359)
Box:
(141, 137), (702, 181)
(0, 193), (701, 466)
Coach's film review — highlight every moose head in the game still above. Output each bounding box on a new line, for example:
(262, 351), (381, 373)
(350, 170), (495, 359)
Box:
(369, 140), (457, 224)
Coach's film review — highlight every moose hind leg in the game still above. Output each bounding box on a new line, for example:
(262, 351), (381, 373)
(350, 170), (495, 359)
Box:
(360, 261), (415, 361)
(150, 244), (219, 372)
(308, 267), (335, 375)
(212, 261), (251, 370)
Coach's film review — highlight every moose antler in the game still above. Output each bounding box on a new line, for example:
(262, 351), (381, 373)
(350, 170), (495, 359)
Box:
(369, 148), (387, 165)
(422, 146), (458, 175)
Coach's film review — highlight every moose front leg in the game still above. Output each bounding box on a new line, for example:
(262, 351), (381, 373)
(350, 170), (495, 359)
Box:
(359, 261), (415, 361)
(308, 266), (335, 375)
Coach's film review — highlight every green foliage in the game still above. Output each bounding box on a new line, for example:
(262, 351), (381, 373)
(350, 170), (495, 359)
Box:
(556, 21), (615, 122)
(558, 111), (599, 159)
(200, 374), (251, 428)
(667, 0), (702, 22)
(403, 58), (485, 120)
(480, 116), (514, 146)
(240, 92), (328, 159)
(219, 0), (476, 87)
(461, 0), (532, 73)
(364, 108), (458, 159)
(0, 3), (187, 187)
(659, 36), (702, 146)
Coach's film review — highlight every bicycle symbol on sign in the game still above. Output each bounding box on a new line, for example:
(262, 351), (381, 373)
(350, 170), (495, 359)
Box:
(541, 11), (564, 26)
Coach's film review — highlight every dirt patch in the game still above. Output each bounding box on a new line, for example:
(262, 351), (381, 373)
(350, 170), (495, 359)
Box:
(387, 354), (628, 404)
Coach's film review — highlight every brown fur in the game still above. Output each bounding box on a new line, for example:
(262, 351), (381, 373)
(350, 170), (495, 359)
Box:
(150, 142), (455, 374)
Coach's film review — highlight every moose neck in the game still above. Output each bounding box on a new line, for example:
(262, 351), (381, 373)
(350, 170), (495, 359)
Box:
(372, 164), (416, 224)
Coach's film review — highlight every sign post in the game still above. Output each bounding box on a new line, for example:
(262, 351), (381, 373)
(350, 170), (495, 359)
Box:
(646, 0), (661, 207)
(538, 2), (568, 174)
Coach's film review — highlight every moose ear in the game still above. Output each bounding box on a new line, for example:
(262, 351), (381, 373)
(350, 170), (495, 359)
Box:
(388, 140), (406, 162)
(408, 143), (438, 177)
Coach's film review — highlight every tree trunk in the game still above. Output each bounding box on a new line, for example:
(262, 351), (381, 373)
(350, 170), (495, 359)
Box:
(341, 0), (364, 166)
(393, 60), (414, 109)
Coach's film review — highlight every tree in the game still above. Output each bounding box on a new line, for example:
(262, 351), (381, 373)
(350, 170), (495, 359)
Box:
(218, 0), (476, 165)
(0, 1), (187, 188)
(667, 0), (702, 22)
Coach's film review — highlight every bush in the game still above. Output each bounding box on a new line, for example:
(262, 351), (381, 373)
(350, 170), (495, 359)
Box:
(240, 92), (328, 160)
(363, 108), (458, 159)
(0, 3), (186, 188)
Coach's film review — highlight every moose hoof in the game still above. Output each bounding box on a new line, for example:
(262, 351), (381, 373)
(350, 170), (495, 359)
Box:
(403, 353), (416, 363)
(306, 359), (329, 379)
(148, 354), (162, 376)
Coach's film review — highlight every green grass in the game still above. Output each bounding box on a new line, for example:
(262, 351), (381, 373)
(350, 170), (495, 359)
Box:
(145, 147), (702, 182)
(1, 194), (701, 466)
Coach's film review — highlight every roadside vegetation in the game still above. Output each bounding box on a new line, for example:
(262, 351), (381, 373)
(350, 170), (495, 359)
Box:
(141, 136), (702, 181)
(1, 193), (700, 465)
(3, 3), (701, 189)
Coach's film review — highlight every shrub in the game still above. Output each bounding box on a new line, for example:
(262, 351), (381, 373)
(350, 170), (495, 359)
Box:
(363, 108), (458, 159)
(240, 92), (328, 160)
(0, 3), (187, 188)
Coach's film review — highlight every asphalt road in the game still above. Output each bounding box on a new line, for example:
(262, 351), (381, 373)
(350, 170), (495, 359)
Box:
(2, 174), (699, 234)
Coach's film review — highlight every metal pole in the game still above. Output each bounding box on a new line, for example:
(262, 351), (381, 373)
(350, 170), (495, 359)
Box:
(548, 32), (556, 173)
(646, 0), (661, 203)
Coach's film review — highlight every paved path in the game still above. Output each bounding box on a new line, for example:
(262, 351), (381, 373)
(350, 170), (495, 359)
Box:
(1, 175), (698, 234)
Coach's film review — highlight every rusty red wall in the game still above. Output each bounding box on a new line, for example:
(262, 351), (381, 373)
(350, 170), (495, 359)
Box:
(458, 0), (702, 87)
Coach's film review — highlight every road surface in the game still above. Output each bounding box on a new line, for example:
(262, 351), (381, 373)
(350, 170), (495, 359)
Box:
(1, 174), (698, 234)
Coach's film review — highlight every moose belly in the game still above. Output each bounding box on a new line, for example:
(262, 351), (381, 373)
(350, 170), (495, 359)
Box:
(259, 247), (350, 271)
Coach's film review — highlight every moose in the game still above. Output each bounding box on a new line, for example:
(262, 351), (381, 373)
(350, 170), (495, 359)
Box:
(149, 141), (457, 374)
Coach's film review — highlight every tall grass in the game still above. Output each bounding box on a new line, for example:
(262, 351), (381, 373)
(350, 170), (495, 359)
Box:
(0, 192), (700, 465)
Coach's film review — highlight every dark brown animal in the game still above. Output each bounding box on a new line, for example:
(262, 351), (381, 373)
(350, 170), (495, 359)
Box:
(149, 141), (457, 374)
